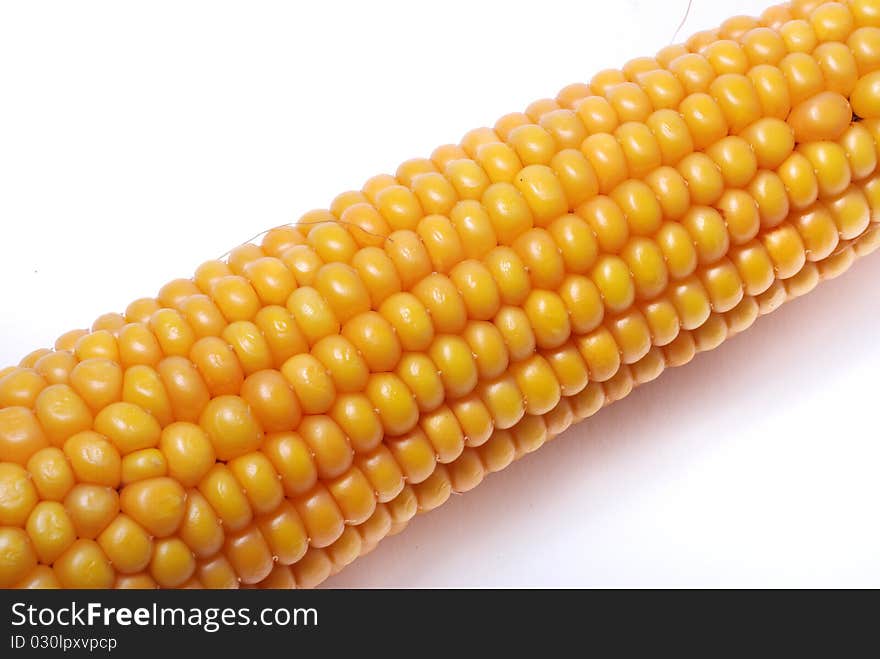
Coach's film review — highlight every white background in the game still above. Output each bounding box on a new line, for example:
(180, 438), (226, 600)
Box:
(1, 0), (879, 587)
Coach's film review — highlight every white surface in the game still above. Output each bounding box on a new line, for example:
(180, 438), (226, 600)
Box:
(1, 0), (878, 588)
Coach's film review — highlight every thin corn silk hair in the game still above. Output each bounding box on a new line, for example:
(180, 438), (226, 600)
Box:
(220, 0), (699, 262)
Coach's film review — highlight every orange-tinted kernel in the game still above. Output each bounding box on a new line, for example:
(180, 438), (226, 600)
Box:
(54, 539), (114, 589)
(63, 483), (118, 539)
(120, 448), (167, 484)
(0, 406), (49, 465)
(34, 384), (93, 447)
(159, 422), (216, 488)
(26, 448), (74, 502)
(190, 336), (245, 397)
(199, 395), (263, 461)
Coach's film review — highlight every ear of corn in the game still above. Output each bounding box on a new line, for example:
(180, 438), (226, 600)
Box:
(2, 0), (880, 589)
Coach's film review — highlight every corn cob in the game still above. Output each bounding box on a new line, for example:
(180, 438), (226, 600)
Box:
(2, 0), (880, 589)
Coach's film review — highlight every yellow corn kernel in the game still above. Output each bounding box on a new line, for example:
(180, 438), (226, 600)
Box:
(190, 336), (244, 397)
(477, 430), (517, 474)
(16, 565), (61, 590)
(548, 213), (599, 274)
(362, 373), (416, 437)
(451, 394), (494, 448)
(197, 395), (263, 461)
(25, 447), (73, 503)
(149, 308), (196, 358)
(551, 149), (600, 208)
(35, 350), (77, 384)
(242, 256), (297, 306)
(513, 228), (566, 290)
(608, 310), (653, 364)
(311, 336), (368, 395)
(295, 485), (345, 549)
(581, 133), (628, 193)
(412, 274), (468, 335)
(462, 321), (509, 381)
(750, 170), (791, 228)
(849, 26), (880, 75)
(578, 196), (629, 253)
(0, 463), (37, 528)
(119, 477), (186, 538)
(327, 467), (376, 525)
(511, 355), (562, 415)
(450, 261), (501, 322)
(577, 327), (621, 382)
(678, 152), (726, 206)
(483, 247), (531, 306)
(478, 375), (526, 430)
(54, 539), (114, 589)
(117, 324), (163, 368)
(221, 321), (273, 376)
(592, 255), (636, 313)
(428, 335), (479, 398)
(24, 501), (74, 565)
(449, 201), (497, 260)
(299, 416), (353, 480)
(64, 483), (118, 540)
(193, 555), (236, 589)
(523, 290), (572, 349)
(795, 206), (841, 262)
(611, 180), (664, 236)
(388, 429), (438, 485)
(229, 452), (284, 515)
(762, 223), (808, 277)
(74, 330), (119, 363)
(0, 369), (46, 409)
(226, 244), (265, 276)
(646, 110), (694, 167)
(224, 526), (273, 585)
(97, 514), (152, 575)
(176, 491), (224, 560)
(262, 432), (317, 498)
(357, 446), (406, 503)
(444, 158), (490, 201)
(239, 369), (301, 432)
(639, 298), (680, 347)
(0, 407), (49, 466)
(706, 136), (758, 187)
(34, 384), (93, 447)
(258, 500), (309, 566)
(279, 245), (322, 287)
(616, 120), (663, 180)
(328, 394), (383, 453)
(798, 141), (852, 197)
(93, 401), (161, 456)
(829, 186), (872, 239)
(686, 208), (732, 267)
(198, 464), (253, 532)
(63, 431), (122, 488)
(544, 344), (591, 396)
(513, 165), (568, 224)
(679, 93), (728, 149)
(717, 190), (762, 245)
(69, 358), (123, 412)
(150, 537), (196, 588)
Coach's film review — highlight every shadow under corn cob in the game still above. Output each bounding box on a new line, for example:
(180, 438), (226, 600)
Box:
(2, 0), (880, 588)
